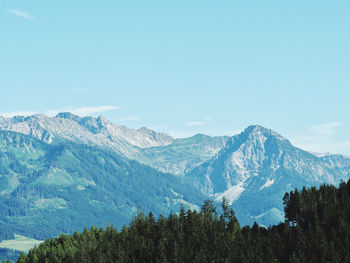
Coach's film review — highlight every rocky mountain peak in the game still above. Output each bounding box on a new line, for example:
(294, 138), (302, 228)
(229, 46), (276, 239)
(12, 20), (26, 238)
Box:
(96, 115), (110, 128)
(139, 127), (150, 131)
(138, 127), (155, 136)
(244, 125), (280, 137)
(240, 125), (288, 145)
(55, 112), (81, 122)
(137, 127), (173, 141)
(0, 113), (177, 153)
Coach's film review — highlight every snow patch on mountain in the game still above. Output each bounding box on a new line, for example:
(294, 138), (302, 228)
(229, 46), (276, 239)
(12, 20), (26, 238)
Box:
(259, 178), (275, 190)
(214, 182), (245, 205)
(308, 151), (332, 157)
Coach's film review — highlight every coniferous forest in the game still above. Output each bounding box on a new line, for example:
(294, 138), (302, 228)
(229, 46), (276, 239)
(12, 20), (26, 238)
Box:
(6, 179), (350, 263)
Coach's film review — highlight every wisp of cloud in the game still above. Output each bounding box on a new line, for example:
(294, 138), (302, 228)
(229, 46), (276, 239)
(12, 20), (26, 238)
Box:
(5, 9), (36, 21)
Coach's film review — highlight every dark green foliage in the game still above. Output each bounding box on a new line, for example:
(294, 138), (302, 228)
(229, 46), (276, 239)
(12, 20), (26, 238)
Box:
(14, 180), (350, 263)
(13, 201), (241, 263)
(0, 248), (21, 263)
(0, 225), (14, 241)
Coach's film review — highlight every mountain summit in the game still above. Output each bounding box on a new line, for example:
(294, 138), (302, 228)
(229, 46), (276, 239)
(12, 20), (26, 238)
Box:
(187, 124), (350, 225)
(0, 113), (349, 227)
(0, 113), (174, 155)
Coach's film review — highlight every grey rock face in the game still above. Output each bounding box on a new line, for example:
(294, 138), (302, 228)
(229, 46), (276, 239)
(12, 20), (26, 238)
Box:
(0, 113), (174, 158)
(187, 125), (350, 225)
(132, 134), (230, 175)
(0, 113), (226, 175)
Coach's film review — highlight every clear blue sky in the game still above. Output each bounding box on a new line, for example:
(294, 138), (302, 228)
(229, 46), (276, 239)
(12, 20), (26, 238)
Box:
(1, 1), (349, 155)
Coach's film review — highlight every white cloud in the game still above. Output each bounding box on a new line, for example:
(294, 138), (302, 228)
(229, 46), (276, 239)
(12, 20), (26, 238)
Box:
(186, 121), (206, 126)
(0, 106), (120, 118)
(186, 117), (212, 127)
(308, 122), (342, 136)
(291, 138), (350, 156)
(5, 9), (36, 21)
(289, 122), (349, 155)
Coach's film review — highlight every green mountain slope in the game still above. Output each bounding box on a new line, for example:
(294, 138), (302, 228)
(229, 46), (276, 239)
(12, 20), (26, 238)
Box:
(131, 134), (229, 175)
(0, 130), (206, 240)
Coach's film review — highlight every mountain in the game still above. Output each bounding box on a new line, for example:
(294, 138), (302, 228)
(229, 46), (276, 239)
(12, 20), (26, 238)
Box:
(0, 113), (173, 157)
(0, 114), (227, 175)
(1, 113), (349, 228)
(0, 130), (205, 240)
(131, 134), (229, 175)
(187, 125), (350, 225)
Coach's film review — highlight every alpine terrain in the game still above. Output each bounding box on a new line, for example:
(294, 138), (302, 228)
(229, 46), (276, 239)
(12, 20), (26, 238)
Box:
(0, 113), (349, 239)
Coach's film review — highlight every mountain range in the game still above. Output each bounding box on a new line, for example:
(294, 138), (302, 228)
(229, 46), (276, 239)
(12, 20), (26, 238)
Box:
(0, 113), (349, 238)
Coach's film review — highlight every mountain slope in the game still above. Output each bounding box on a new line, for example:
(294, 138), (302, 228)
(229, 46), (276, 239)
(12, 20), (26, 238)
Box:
(187, 125), (350, 225)
(0, 112), (228, 175)
(0, 130), (205, 239)
(0, 113), (229, 175)
(131, 134), (229, 175)
(1, 114), (350, 227)
(0, 113), (173, 157)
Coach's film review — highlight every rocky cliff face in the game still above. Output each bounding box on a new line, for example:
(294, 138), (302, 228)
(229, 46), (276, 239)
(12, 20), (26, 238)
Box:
(187, 125), (350, 225)
(0, 113), (174, 157)
(132, 134), (230, 175)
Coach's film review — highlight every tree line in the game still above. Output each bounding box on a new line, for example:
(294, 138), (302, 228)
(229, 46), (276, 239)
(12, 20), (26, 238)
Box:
(6, 179), (350, 262)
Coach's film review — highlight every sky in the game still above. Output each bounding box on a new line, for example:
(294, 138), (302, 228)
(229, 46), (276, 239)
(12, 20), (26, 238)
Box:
(1, 0), (349, 155)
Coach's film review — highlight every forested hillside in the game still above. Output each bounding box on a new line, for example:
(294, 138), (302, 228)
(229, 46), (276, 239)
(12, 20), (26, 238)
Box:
(11, 179), (350, 263)
(0, 130), (205, 240)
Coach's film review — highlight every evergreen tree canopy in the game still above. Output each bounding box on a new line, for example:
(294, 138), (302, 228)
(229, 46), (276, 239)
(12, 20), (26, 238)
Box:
(5, 179), (350, 263)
